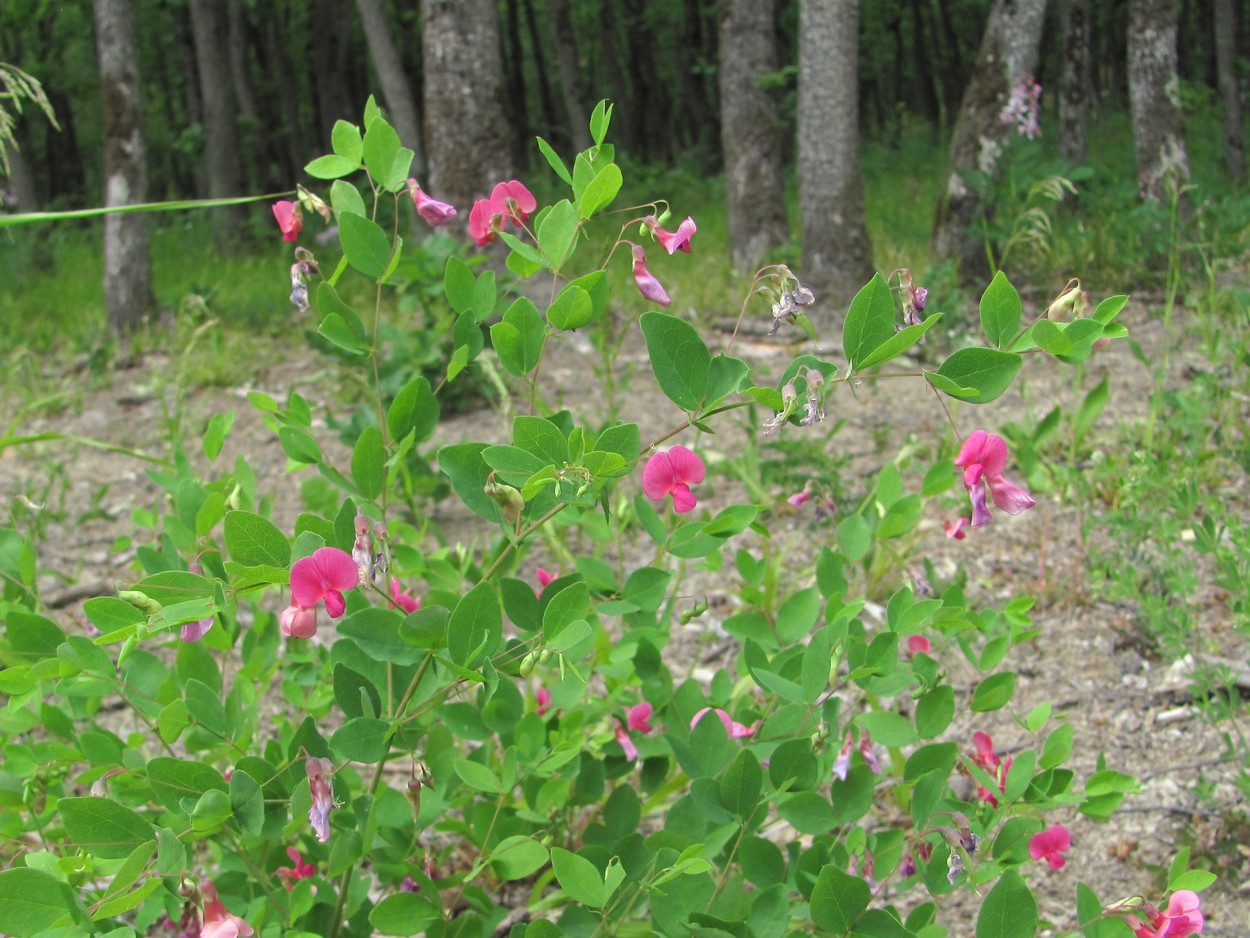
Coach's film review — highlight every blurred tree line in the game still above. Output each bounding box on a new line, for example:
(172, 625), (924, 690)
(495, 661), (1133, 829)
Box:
(1, 0), (1247, 331)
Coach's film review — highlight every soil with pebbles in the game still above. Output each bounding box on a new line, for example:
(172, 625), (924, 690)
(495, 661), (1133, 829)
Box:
(3, 293), (1248, 936)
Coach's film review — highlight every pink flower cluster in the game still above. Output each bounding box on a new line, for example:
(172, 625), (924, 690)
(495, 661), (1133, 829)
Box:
(1028, 824), (1071, 870)
(281, 547), (360, 639)
(614, 703), (655, 761)
(469, 180), (536, 246)
(630, 214), (697, 307)
(968, 730), (1011, 806)
(1130, 891), (1203, 938)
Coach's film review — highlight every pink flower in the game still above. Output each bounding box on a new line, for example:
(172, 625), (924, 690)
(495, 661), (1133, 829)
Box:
(290, 547), (359, 619)
(406, 178), (457, 227)
(468, 179), (536, 245)
(788, 488), (812, 508)
(1131, 891), (1204, 938)
(389, 579), (421, 614)
(833, 732), (853, 781)
(691, 707), (755, 739)
(276, 847), (315, 889)
(279, 602), (318, 639)
(631, 244), (671, 307)
(535, 687), (551, 716)
(613, 718), (639, 761)
(646, 215), (697, 254)
(468, 198), (499, 246)
(968, 731), (1012, 806)
(907, 634), (932, 656)
(859, 731), (882, 774)
(1028, 824), (1071, 870)
(944, 517), (969, 540)
(535, 567), (555, 598)
(642, 445), (704, 513)
(200, 879), (253, 938)
(954, 430), (1035, 528)
(306, 756), (335, 843)
(627, 702), (654, 734)
(272, 200), (302, 242)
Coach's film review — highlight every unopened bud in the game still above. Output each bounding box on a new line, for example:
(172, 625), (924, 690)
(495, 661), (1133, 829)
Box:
(1045, 279), (1084, 322)
(538, 648), (553, 664)
(483, 479), (525, 524)
(118, 590), (162, 615)
(519, 651), (536, 676)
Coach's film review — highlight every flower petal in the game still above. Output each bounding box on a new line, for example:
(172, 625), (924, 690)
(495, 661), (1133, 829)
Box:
(666, 445), (705, 485)
(313, 547), (361, 591)
(642, 451), (678, 501)
(669, 483), (697, 513)
(987, 474), (1036, 514)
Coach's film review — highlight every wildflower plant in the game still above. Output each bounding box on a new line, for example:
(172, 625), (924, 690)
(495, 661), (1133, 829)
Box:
(0, 97), (1216, 938)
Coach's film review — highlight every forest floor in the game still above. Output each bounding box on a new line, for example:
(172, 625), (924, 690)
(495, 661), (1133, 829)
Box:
(3, 289), (1249, 936)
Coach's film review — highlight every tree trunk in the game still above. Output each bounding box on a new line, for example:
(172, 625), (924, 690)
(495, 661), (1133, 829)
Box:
(356, 0), (426, 179)
(421, 0), (512, 218)
(188, 0), (244, 237)
(547, 0), (591, 151)
(1057, 0), (1091, 163)
(521, 0), (560, 140)
(226, 0), (263, 192)
(1128, 0), (1190, 201)
(1214, 0), (1244, 181)
(798, 0), (873, 307)
(2, 125), (41, 211)
(932, 0), (1049, 280)
(93, 0), (154, 335)
(502, 0), (530, 170)
(719, 0), (788, 272)
(312, 0), (357, 146)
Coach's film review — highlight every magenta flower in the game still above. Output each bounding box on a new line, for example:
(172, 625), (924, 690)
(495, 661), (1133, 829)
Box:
(631, 244), (671, 307)
(468, 198), (498, 246)
(833, 732), (853, 781)
(953, 430), (1035, 528)
(535, 567), (556, 598)
(968, 730), (1012, 806)
(406, 178), (457, 227)
(276, 847), (315, 889)
(468, 179), (536, 245)
(642, 445), (704, 513)
(279, 602), (318, 639)
(859, 731), (882, 774)
(272, 200), (302, 243)
(627, 702), (654, 734)
(290, 547), (359, 619)
(613, 718), (639, 761)
(906, 634), (932, 656)
(944, 517), (969, 540)
(306, 756), (335, 844)
(1130, 891), (1203, 938)
(200, 879), (253, 938)
(788, 486), (813, 508)
(535, 687), (551, 716)
(389, 579), (421, 614)
(691, 707), (755, 739)
(1028, 824), (1071, 870)
(646, 215), (697, 254)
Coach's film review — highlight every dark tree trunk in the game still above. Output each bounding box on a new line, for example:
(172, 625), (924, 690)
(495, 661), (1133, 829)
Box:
(1128, 0), (1190, 201)
(622, 0), (665, 162)
(910, 2), (943, 125)
(1214, 0), (1245, 181)
(502, 0), (530, 170)
(932, 0), (1049, 280)
(521, 0), (560, 140)
(356, 0), (426, 178)
(719, 0), (788, 272)
(1057, 0), (1092, 163)
(93, 0), (154, 335)
(43, 90), (83, 205)
(226, 0), (262, 191)
(421, 0), (512, 218)
(312, 0), (356, 146)
(548, 0), (591, 151)
(933, 0), (970, 124)
(188, 0), (245, 239)
(798, 0), (874, 307)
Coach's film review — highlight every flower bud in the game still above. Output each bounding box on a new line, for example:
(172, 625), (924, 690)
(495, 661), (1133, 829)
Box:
(484, 479), (525, 524)
(538, 648), (553, 664)
(519, 651), (536, 676)
(119, 590), (162, 615)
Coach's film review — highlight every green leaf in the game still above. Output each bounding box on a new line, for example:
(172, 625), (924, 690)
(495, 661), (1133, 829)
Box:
(351, 426), (386, 500)
(319, 313), (369, 355)
(305, 154), (359, 179)
(338, 212), (392, 279)
(537, 199), (579, 269)
(971, 672), (1016, 711)
(1074, 376), (1109, 445)
(331, 178), (368, 219)
(855, 710), (917, 747)
(229, 769), (264, 836)
(852, 908), (918, 938)
(915, 686), (955, 738)
(857, 313), (943, 370)
(447, 582), (501, 668)
(59, 797), (154, 859)
(444, 257), (475, 314)
(513, 415), (569, 467)
(388, 375), (439, 445)
(578, 163), (622, 218)
(331, 120), (363, 163)
(369, 892), (440, 936)
(1169, 869), (1216, 892)
(0, 868), (85, 936)
(546, 284), (593, 331)
(338, 607), (425, 665)
(719, 749), (763, 818)
(331, 717), (392, 762)
(491, 297), (547, 376)
(932, 347), (1023, 403)
(202, 411), (234, 461)
(975, 870), (1037, 938)
(146, 757), (226, 812)
(83, 597), (145, 634)
(454, 758), (503, 793)
(640, 311), (711, 411)
(589, 100), (613, 146)
(775, 587), (821, 644)
(491, 835), (550, 880)
(438, 443), (501, 523)
(1039, 723), (1073, 769)
(980, 271), (1022, 348)
(811, 863), (871, 933)
(551, 847), (605, 907)
(224, 511), (290, 568)
(362, 117), (401, 186)
(279, 426), (322, 465)
(536, 135), (572, 185)
(843, 273), (897, 370)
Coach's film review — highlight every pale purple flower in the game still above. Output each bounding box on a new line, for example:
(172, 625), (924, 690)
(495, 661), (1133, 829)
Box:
(306, 756), (335, 843)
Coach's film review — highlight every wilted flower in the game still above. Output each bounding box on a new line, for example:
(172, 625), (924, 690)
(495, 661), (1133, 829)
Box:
(1044, 278), (1090, 322)
(642, 445), (704, 513)
(691, 707), (755, 739)
(290, 547), (360, 619)
(954, 430), (1035, 528)
(646, 214), (697, 254)
(406, 178), (457, 227)
(859, 731), (882, 774)
(631, 244), (671, 307)
(1129, 891), (1204, 938)
(1028, 824), (1071, 870)
(944, 517), (969, 540)
(272, 200), (302, 242)
(306, 756), (335, 844)
(788, 483), (813, 508)
(833, 732), (854, 781)
(200, 879), (253, 938)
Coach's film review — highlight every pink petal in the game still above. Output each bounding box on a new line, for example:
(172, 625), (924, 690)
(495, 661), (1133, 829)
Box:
(631, 245), (671, 307)
(944, 517), (969, 540)
(954, 430), (988, 470)
(642, 451), (679, 501)
(323, 589), (346, 619)
(669, 484), (697, 513)
(666, 445), (705, 485)
(313, 547), (360, 590)
(907, 634), (931, 655)
(627, 702), (654, 734)
(613, 720), (639, 761)
(279, 604), (318, 639)
(670, 216), (697, 253)
(968, 479), (993, 527)
(978, 432), (1009, 476)
(987, 474), (1036, 514)
(469, 198), (499, 245)
(972, 731), (997, 767)
(272, 200), (301, 242)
